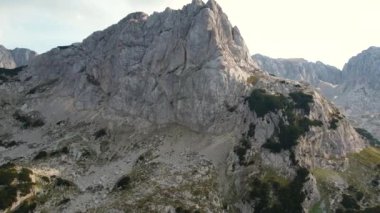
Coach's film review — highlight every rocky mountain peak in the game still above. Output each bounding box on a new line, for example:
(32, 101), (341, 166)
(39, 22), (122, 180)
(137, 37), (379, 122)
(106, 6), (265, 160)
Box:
(0, 1), (375, 212)
(342, 46), (380, 89)
(23, 0), (258, 133)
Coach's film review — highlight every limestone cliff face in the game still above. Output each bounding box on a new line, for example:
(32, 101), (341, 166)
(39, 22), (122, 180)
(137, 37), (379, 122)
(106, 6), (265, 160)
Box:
(0, 45), (37, 68)
(0, 45), (16, 68)
(22, 0), (257, 133)
(253, 54), (342, 98)
(336, 47), (380, 113)
(335, 47), (380, 140)
(0, 1), (373, 212)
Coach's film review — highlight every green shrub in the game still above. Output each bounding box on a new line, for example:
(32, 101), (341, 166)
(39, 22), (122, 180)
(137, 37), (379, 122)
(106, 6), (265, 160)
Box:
(55, 178), (75, 187)
(0, 140), (24, 148)
(58, 45), (72, 50)
(41, 176), (50, 183)
(50, 147), (69, 157)
(0, 166), (17, 185)
(86, 74), (100, 86)
(248, 123), (256, 138)
(33, 151), (48, 160)
(0, 186), (18, 210)
(355, 128), (380, 146)
(0, 66), (26, 82)
(249, 178), (271, 212)
(57, 198), (70, 206)
(263, 118), (322, 154)
(18, 183), (33, 196)
(114, 175), (131, 190)
(248, 168), (309, 213)
(330, 118), (339, 129)
(0, 165), (34, 210)
(329, 112), (343, 130)
(13, 110), (45, 128)
(94, 128), (107, 139)
(175, 207), (192, 213)
(247, 89), (289, 117)
(18, 168), (32, 182)
(247, 75), (259, 85)
(234, 137), (251, 165)
(340, 194), (360, 210)
(289, 92), (314, 114)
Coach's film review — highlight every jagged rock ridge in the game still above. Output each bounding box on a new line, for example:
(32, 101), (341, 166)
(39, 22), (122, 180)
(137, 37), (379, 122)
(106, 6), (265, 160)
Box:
(253, 47), (380, 140)
(253, 54), (342, 98)
(0, 1), (376, 212)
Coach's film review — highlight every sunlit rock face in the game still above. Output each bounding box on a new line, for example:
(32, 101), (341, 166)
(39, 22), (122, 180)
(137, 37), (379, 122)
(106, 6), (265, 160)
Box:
(0, 45), (37, 68)
(334, 47), (380, 138)
(0, 1), (376, 212)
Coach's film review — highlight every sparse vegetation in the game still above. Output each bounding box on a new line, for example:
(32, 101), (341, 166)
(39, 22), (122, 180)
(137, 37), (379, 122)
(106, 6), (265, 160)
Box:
(233, 137), (251, 165)
(114, 175), (131, 190)
(247, 89), (321, 162)
(355, 128), (380, 146)
(27, 78), (59, 94)
(263, 117), (322, 154)
(94, 128), (107, 139)
(57, 198), (71, 206)
(329, 112), (343, 130)
(312, 148), (380, 211)
(247, 89), (288, 117)
(58, 45), (72, 50)
(13, 198), (37, 213)
(247, 123), (255, 138)
(13, 110), (45, 128)
(86, 74), (100, 86)
(289, 92), (314, 114)
(55, 178), (75, 188)
(224, 101), (238, 112)
(247, 75), (259, 85)
(0, 164), (34, 211)
(33, 151), (48, 160)
(340, 194), (360, 210)
(329, 118), (339, 129)
(175, 207), (193, 213)
(0, 66), (26, 82)
(34, 147), (69, 160)
(0, 140), (25, 148)
(50, 147), (69, 157)
(248, 168), (309, 213)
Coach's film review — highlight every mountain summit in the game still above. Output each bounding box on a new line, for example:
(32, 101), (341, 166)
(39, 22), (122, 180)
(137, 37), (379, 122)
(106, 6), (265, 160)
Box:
(0, 1), (377, 212)
(22, 0), (258, 133)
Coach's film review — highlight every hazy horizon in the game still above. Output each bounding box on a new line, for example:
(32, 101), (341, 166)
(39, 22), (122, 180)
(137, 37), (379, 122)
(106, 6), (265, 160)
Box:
(1, 0), (380, 69)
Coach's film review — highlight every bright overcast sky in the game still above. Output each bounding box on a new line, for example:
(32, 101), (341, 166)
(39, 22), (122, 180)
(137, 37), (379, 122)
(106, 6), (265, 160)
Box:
(1, 0), (380, 69)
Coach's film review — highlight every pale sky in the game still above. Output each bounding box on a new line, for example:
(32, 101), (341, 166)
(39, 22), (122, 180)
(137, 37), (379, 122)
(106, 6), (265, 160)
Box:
(1, 0), (380, 69)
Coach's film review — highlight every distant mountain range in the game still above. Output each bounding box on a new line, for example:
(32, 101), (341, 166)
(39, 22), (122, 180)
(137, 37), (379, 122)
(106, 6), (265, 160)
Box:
(0, 45), (37, 69)
(253, 46), (380, 139)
